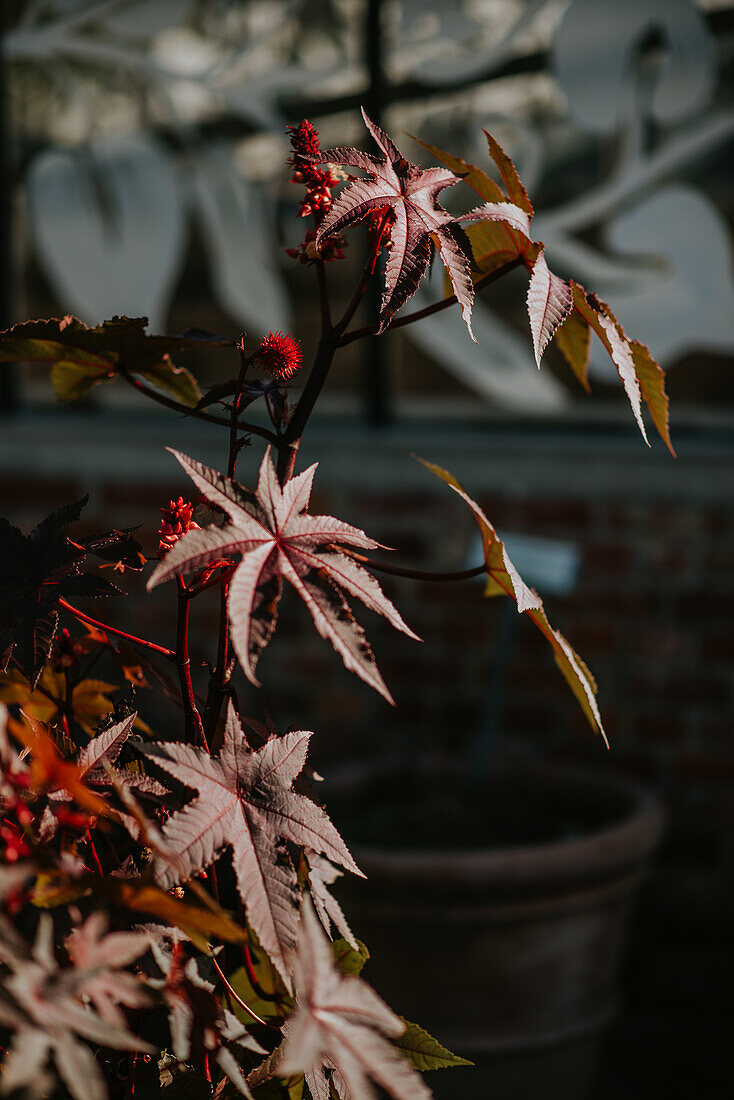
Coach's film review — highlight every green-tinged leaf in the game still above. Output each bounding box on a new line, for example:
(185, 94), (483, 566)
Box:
(51, 359), (115, 401)
(630, 339), (675, 457)
(570, 285), (674, 455)
(247, 1046), (304, 1099)
(410, 136), (504, 203)
(139, 357), (201, 408)
(416, 457), (607, 743)
(555, 308), (591, 392)
(229, 961), (293, 1024)
(0, 315), (228, 405)
(394, 1018), (473, 1071)
(331, 936), (369, 976)
(251, 1073), (304, 1100)
(483, 131), (533, 216)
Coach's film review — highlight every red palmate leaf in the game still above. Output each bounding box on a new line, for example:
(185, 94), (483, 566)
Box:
(0, 499), (121, 687)
(141, 703), (361, 990)
(313, 109), (529, 341)
(278, 899), (431, 1100)
(147, 448), (419, 702)
(0, 914), (152, 1100)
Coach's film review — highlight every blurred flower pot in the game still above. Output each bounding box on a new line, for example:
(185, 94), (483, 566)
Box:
(327, 760), (664, 1100)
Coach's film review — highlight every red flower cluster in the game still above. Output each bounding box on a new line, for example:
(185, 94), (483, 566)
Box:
(158, 497), (199, 554)
(254, 332), (303, 381)
(285, 228), (346, 265)
(364, 204), (396, 255)
(286, 119), (347, 264)
(287, 119), (339, 219)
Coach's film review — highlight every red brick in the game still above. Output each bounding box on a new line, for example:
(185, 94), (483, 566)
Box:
(673, 752), (734, 783)
(583, 542), (634, 576)
(703, 631), (734, 661)
(633, 713), (688, 745)
(510, 498), (592, 531)
(0, 476), (80, 510)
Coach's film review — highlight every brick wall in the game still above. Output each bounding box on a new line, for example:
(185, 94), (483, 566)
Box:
(1, 411), (732, 916)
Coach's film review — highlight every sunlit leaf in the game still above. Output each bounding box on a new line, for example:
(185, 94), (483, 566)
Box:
(148, 448), (419, 704)
(417, 459), (606, 742)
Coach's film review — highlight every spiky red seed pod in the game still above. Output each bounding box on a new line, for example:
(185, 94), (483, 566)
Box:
(254, 332), (303, 381)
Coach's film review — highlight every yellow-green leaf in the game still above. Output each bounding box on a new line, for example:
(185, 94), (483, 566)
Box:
(394, 1018), (473, 1071)
(0, 315), (227, 406)
(555, 308), (591, 392)
(570, 284), (674, 455)
(229, 954), (293, 1024)
(416, 457), (606, 743)
(331, 937), (369, 976)
(51, 359), (115, 401)
(139, 357), (201, 408)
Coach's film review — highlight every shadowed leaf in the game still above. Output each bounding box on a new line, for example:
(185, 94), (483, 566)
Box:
(394, 1018), (473, 1071)
(141, 703), (361, 989)
(0, 315), (231, 407)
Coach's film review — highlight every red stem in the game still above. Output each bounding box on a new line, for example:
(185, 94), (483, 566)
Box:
(57, 598), (176, 663)
(338, 255), (524, 346)
(175, 578), (209, 750)
(210, 956), (272, 1028)
(335, 208), (392, 336)
(242, 942), (282, 1004)
(116, 363), (280, 446)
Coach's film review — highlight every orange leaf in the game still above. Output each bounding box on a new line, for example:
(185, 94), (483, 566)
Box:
(483, 130), (534, 216)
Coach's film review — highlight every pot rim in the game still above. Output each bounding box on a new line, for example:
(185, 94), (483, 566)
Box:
(325, 759), (665, 891)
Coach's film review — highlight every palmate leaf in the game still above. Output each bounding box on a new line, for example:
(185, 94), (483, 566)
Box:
(278, 900), (431, 1100)
(148, 448), (419, 703)
(9, 712), (112, 817)
(313, 109), (532, 342)
(418, 459), (606, 744)
(0, 668), (119, 735)
(304, 851), (359, 952)
(417, 134), (673, 450)
(0, 914), (153, 1100)
(0, 498), (124, 687)
(140, 703), (362, 990)
(148, 932), (264, 1095)
(0, 315), (229, 406)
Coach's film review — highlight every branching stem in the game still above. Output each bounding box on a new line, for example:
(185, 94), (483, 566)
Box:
(338, 255), (524, 346)
(210, 956), (272, 1029)
(176, 578), (208, 750)
(116, 363), (280, 447)
(57, 598), (176, 663)
(342, 549), (488, 583)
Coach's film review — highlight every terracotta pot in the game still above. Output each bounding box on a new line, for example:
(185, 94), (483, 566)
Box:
(327, 761), (664, 1100)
